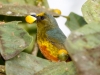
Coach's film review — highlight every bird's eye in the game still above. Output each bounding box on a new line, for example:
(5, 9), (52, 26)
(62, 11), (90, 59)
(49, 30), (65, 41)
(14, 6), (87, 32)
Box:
(40, 16), (45, 20)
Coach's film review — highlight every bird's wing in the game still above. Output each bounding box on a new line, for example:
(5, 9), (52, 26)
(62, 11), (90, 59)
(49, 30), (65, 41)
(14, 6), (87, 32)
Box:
(46, 27), (66, 49)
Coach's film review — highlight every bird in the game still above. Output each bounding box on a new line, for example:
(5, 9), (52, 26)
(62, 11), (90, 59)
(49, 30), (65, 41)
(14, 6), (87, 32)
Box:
(25, 13), (69, 61)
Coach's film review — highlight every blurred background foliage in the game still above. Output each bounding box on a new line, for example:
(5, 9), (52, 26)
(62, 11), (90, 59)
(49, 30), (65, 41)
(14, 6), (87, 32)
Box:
(0, 0), (100, 75)
(0, 0), (75, 75)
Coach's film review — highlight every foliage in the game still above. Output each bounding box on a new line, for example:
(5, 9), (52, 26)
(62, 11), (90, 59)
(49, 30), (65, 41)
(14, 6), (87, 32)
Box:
(65, 12), (87, 31)
(0, 0), (100, 75)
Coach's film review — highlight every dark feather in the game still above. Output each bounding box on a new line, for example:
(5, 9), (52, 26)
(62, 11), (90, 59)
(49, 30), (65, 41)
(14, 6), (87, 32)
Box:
(46, 27), (66, 48)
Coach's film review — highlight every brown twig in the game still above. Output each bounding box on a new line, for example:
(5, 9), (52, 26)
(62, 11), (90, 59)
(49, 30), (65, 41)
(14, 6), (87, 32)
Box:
(32, 39), (39, 56)
(0, 65), (5, 74)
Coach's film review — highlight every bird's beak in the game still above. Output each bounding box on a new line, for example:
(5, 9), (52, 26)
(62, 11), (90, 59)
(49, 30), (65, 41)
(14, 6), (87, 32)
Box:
(25, 12), (45, 24)
(25, 15), (37, 24)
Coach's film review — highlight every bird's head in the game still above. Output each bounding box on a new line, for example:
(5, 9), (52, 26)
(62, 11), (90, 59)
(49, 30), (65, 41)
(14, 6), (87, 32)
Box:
(25, 12), (58, 29)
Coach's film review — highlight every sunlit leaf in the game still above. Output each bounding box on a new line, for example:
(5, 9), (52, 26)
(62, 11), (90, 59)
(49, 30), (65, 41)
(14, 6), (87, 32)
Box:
(65, 12), (87, 31)
(65, 22), (100, 75)
(19, 23), (37, 53)
(6, 52), (77, 75)
(0, 0), (49, 7)
(0, 4), (59, 17)
(82, 0), (100, 23)
(0, 21), (32, 60)
(6, 52), (53, 75)
(34, 61), (77, 75)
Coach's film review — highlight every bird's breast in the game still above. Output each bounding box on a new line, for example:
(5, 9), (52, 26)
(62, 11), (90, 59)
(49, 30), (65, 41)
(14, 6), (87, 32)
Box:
(37, 39), (59, 61)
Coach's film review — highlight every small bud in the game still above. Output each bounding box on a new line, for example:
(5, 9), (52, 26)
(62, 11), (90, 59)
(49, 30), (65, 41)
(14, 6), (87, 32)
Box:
(52, 9), (61, 15)
(58, 49), (68, 61)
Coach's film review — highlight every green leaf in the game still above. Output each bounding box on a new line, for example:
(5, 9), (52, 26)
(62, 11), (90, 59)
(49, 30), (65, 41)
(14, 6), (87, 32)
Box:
(89, 0), (100, 23)
(0, 21), (32, 60)
(18, 23), (37, 53)
(5, 52), (54, 75)
(65, 12), (87, 31)
(6, 52), (77, 75)
(81, 0), (94, 23)
(0, 4), (59, 17)
(34, 61), (77, 75)
(0, 0), (49, 7)
(82, 0), (100, 23)
(0, 0), (35, 5)
(64, 22), (100, 75)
